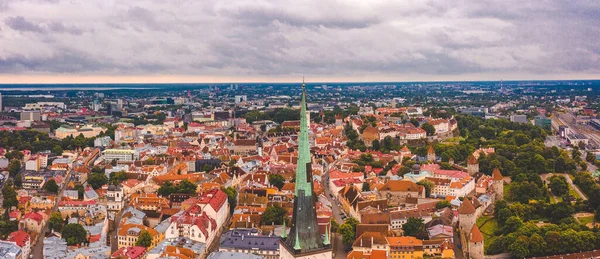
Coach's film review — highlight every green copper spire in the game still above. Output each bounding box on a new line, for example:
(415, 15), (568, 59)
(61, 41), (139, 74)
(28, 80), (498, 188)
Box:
(294, 78), (312, 197)
(294, 230), (301, 250)
(323, 224), (330, 245)
(282, 220), (287, 238)
(282, 79), (329, 255)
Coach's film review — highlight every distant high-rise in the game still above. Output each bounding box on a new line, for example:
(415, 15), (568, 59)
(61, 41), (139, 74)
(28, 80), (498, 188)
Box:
(280, 81), (332, 259)
(0, 92), (3, 112)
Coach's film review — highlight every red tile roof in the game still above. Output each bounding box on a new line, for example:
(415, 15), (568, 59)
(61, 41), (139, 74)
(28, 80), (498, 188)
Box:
(7, 230), (30, 247)
(22, 212), (44, 224)
(457, 198), (476, 214)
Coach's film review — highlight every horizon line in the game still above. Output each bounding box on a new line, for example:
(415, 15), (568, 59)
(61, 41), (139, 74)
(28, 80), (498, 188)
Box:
(1, 74), (600, 84)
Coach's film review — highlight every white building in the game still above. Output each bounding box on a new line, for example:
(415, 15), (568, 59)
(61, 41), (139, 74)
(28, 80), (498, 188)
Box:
(102, 149), (138, 162)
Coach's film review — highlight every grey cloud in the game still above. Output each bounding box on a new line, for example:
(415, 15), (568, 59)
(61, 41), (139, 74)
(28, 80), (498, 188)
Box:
(48, 22), (84, 35)
(225, 6), (380, 29)
(0, 0), (598, 78)
(5, 16), (45, 32)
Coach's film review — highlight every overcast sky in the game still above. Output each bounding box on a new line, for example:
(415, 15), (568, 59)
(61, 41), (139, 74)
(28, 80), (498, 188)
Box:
(0, 0), (599, 83)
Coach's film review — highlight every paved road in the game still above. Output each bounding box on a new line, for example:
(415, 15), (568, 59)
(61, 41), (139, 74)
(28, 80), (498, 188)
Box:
(109, 205), (125, 252)
(322, 167), (348, 259)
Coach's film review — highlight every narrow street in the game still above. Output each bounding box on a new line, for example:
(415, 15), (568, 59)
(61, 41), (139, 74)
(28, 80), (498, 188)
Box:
(31, 167), (73, 258)
(322, 169), (348, 259)
(109, 205), (125, 253)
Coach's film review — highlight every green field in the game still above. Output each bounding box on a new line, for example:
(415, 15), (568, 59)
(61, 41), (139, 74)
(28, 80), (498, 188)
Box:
(568, 188), (582, 200)
(578, 216), (594, 225)
(477, 216), (499, 250)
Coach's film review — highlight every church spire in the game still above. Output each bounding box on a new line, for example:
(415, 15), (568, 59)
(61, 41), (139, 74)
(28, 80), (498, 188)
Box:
(282, 79), (330, 256)
(282, 220), (287, 239)
(294, 231), (301, 250)
(323, 224), (330, 245)
(294, 77), (311, 196)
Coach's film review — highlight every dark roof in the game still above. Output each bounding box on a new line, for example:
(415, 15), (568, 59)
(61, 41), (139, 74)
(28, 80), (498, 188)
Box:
(219, 229), (279, 251)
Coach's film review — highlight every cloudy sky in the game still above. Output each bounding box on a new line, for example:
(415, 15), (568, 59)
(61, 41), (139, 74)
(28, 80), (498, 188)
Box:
(0, 0), (599, 83)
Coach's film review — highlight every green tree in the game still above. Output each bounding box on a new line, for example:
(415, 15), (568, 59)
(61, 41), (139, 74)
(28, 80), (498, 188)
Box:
(5, 151), (23, 160)
(503, 216), (524, 234)
(402, 217), (427, 239)
(330, 218), (339, 233)
(435, 200), (452, 210)
(548, 202), (574, 223)
(0, 220), (18, 239)
(158, 182), (177, 197)
(371, 139), (381, 151)
(362, 182), (371, 192)
(338, 222), (356, 247)
(177, 180), (198, 194)
(595, 205), (600, 222)
(52, 145), (63, 155)
(417, 179), (434, 198)
(62, 223), (88, 246)
(528, 233), (546, 257)
(88, 173), (108, 189)
(48, 212), (64, 232)
(74, 184), (85, 200)
(135, 230), (153, 247)
(508, 235), (530, 258)
(91, 166), (104, 174)
(268, 174), (285, 190)
(44, 179), (59, 193)
(421, 122), (435, 136)
(548, 175), (568, 197)
(7, 160), (20, 177)
(1, 182), (18, 215)
(221, 187), (237, 214)
(260, 205), (287, 225)
(109, 171), (128, 185)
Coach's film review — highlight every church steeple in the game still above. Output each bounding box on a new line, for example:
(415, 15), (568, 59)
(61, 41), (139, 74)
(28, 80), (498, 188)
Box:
(294, 77), (312, 197)
(281, 79), (331, 257)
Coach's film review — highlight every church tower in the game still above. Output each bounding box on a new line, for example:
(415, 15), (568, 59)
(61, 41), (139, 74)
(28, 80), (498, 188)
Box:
(492, 168), (504, 200)
(280, 81), (332, 259)
(467, 155), (479, 175)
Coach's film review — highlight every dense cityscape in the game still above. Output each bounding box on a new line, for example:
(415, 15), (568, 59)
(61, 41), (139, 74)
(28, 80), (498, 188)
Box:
(0, 80), (596, 259)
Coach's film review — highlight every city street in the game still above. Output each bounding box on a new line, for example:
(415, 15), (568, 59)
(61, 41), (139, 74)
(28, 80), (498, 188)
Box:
(31, 166), (73, 258)
(322, 167), (348, 259)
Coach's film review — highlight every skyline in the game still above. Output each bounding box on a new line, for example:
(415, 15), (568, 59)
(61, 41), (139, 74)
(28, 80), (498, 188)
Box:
(1, 1), (599, 83)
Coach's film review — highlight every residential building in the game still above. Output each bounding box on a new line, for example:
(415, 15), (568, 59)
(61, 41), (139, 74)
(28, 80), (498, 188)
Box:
(219, 229), (279, 259)
(387, 236), (424, 259)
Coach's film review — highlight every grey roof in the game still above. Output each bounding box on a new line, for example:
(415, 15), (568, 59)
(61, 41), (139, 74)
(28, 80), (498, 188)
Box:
(43, 236), (68, 259)
(220, 229), (279, 251)
(0, 241), (21, 259)
(84, 188), (99, 200)
(154, 217), (171, 234)
(122, 207), (146, 225)
(208, 252), (262, 259)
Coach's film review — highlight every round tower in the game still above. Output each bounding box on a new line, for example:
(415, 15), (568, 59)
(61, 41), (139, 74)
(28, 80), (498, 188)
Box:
(467, 155), (479, 176)
(492, 168), (504, 200)
(458, 198), (476, 231)
(469, 225), (484, 259)
(427, 146), (435, 162)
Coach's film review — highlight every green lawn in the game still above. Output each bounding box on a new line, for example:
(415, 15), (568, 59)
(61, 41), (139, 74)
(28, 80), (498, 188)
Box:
(569, 188), (582, 200)
(578, 216), (594, 225)
(476, 216), (499, 250)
